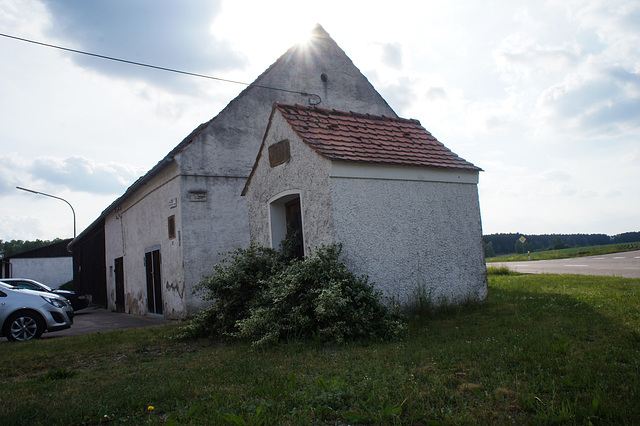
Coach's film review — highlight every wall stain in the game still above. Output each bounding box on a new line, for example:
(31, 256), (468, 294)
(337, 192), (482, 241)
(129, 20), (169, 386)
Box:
(125, 292), (144, 315)
(165, 280), (185, 299)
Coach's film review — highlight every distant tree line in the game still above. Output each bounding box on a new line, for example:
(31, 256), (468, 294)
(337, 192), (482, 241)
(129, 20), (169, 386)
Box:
(483, 232), (640, 257)
(4, 232), (640, 260)
(0, 238), (65, 258)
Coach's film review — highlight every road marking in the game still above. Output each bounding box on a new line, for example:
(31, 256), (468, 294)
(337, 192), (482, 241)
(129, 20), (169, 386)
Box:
(613, 257), (626, 259)
(565, 264), (589, 267)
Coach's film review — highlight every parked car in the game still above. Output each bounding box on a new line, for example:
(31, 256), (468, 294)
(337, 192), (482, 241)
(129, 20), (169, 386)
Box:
(1, 279), (89, 311)
(0, 281), (74, 341)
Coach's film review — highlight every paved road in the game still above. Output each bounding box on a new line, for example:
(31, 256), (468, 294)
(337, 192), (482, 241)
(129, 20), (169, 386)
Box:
(491, 250), (640, 278)
(1, 307), (174, 342)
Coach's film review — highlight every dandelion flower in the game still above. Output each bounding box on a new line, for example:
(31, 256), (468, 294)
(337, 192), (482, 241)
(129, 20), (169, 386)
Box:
(148, 405), (155, 411)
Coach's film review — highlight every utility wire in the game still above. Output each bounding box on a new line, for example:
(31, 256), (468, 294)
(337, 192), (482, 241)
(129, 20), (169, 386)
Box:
(0, 33), (322, 104)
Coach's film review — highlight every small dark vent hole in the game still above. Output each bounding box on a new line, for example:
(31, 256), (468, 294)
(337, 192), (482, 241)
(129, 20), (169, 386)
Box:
(320, 73), (328, 82)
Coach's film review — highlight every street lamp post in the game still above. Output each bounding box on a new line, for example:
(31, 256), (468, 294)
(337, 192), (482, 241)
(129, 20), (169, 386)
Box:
(16, 186), (76, 239)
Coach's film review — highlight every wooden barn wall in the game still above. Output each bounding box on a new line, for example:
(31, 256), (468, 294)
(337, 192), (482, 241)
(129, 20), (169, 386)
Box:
(72, 220), (107, 307)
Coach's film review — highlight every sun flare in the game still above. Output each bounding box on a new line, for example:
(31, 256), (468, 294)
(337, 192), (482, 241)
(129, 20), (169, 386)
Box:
(292, 24), (320, 49)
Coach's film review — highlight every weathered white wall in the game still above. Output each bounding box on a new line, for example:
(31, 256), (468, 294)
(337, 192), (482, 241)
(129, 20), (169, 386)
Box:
(9, 258), (72, 288)
(244, 111), (334, 253)
(245, 110), (487, 309)
(100, 27), (398, 318)
(245, 113), (487, 311)
(329, 167), (487, 307)
(178, 173), (251, 314)
(105, 161), (185, 318)
(165, 28), (396, 315)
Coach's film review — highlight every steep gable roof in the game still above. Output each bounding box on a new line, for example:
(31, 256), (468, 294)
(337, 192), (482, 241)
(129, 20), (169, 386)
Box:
(274, 103), (481, 171)
(161, 24), (395, 166)
(71, 24), (395, 247)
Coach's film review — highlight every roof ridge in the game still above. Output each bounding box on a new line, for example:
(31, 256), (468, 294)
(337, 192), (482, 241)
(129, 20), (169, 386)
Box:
(274, 102), (420, 125)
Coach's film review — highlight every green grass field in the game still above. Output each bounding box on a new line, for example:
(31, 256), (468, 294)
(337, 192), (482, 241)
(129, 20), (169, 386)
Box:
(487, 241), (640, 262)
(1, 273), (639, 424)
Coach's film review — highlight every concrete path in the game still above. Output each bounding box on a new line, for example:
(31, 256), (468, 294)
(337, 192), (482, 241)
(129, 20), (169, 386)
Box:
(45, 307), (175, 338)
(491, 250), (640, 278)
(1, 307), (175, 342)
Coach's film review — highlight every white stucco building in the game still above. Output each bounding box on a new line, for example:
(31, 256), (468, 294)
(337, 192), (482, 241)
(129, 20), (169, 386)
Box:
(1, 239), (73, 288)
(243, 103), (487, 307)
(71, 25), (397, 318)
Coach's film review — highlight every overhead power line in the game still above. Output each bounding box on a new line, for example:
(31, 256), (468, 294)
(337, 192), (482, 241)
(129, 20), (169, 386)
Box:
(0, 32), (321, 105)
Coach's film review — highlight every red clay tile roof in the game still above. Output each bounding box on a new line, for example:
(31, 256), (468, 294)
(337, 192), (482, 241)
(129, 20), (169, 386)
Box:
(275, 103), (481, 171)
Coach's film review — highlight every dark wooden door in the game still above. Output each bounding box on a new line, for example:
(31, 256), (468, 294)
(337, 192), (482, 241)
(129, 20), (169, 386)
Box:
(114, 257), (125, 313)
(145, 249), (163, 315)
(285, 198), (304, 259)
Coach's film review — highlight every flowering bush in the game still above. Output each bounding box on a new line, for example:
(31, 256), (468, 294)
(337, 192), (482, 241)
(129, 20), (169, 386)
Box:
(180, 242), (404, 345)
(179, 245), (282, 339)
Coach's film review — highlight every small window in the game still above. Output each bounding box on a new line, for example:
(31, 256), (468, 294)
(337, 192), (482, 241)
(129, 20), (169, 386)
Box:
(168, 215), (176, 239)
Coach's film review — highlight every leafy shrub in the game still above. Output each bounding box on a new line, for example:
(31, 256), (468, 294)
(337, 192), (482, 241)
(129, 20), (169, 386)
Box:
(236, 245), (405, 346)
(180, 243), (404, 346)
(179, 245), (282, 339)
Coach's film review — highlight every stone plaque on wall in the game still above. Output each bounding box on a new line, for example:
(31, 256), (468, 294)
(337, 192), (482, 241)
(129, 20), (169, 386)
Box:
(188, 191), (207, 202)
(268, 139), (290, 167)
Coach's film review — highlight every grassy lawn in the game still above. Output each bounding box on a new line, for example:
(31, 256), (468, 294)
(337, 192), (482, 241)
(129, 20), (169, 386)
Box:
(1, 274), (639, 425)
(487, 241), (640, 262)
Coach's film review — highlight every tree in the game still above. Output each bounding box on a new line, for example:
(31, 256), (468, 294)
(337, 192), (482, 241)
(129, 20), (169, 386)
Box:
(612, 232), (640, 244)
(515, 240), (534, 254)
(484, 241), (496, 258)
(0, 239), (63, 258)
(550, 236), (568, 250)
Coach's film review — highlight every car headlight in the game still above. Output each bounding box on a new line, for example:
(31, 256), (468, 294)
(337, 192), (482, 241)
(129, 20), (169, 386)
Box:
(42, 296), (67, 308)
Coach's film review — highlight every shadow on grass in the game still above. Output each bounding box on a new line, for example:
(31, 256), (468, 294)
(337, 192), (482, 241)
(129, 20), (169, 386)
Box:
(0, 276), (638, 425)
(434, 275), (640, 424)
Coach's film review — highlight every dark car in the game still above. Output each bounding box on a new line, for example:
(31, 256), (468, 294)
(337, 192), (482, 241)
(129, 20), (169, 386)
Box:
(1, 279), (89, 311)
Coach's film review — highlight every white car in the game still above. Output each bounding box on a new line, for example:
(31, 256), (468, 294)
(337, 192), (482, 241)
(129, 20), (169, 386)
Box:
(0, 281), (73, 341)
(2, 278), (89, 311)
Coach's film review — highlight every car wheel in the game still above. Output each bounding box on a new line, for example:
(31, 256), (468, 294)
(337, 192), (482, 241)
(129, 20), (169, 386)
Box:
(5, 312), (45, 342)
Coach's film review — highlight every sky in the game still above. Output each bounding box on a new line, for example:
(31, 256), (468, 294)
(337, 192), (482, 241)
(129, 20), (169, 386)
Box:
(0, 0), (639, 242)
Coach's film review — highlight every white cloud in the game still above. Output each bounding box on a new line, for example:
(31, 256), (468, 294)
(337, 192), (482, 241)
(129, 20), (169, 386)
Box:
(538, 64), (640, 137)
(0, 153), (137, 240)
(494, 36), (582, 83)
(29, 156), (143, 194)
(377, 77), (418, 114)
(380, 42), (403, 70)
(425, 87), (447, 101)
(40, 0), (247, 93)
(0, 154), (143, 195)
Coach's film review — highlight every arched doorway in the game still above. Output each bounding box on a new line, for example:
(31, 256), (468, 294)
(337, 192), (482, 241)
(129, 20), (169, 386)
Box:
(269, 192), (304, 258)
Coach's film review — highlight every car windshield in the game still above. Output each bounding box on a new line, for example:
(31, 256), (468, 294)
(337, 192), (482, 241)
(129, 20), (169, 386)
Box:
(32, 281), (53, 291)
(2, 280), (53, 292)
(0, 281), (18, 289)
